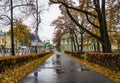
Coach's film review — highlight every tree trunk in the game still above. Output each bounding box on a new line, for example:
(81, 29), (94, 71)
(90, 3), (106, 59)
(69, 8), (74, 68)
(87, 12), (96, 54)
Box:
(70, 29), (76, 51)
(80, 29), (84, 51)
(71, 32), (77, 51)
(97, 40), (100, 52)
(95, 0), (112, 53)
(73, 30), (80, 51)
(70, 32), (73, 51)
(10, 0), (15, 55)
(93, 41), (96, 51)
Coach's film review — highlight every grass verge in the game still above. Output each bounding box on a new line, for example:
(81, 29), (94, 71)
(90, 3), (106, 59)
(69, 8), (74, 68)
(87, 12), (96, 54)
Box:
(66, 54), (120, 83)
(0, 53), (53, 83)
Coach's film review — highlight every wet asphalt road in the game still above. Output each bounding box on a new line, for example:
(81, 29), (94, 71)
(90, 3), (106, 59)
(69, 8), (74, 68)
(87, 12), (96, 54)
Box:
(19, 52), (114, 83)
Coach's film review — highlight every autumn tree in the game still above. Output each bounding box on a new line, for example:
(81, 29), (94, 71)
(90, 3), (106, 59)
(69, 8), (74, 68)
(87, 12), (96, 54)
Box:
(106, 0), (120, 51)
(50, 0), (115, 53)
(52, 4), (98, 52)
(7, 20), (34, 46)
(0, 0), (34, 55)
(52, 5), (87, 51)
(52, 16), (68, 51)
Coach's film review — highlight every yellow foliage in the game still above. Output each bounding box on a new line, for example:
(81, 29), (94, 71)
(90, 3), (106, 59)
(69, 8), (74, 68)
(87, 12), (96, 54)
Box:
(7, 20), (32, 45)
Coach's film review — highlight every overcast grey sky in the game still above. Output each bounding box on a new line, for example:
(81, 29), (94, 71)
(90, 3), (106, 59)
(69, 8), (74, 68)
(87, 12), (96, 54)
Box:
(23, 0), (61, 43)
(35, 0), (61, 43)
(27, 0), (79, 43)
(0, 0), (61, 43)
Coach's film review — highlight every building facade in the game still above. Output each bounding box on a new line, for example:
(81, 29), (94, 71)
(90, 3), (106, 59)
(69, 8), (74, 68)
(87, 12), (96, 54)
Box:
(0, 31), (11, 50)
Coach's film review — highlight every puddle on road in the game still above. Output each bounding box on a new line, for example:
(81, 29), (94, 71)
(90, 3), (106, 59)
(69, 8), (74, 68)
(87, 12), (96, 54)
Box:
(33, 53), (90, 80)
(36, 53), (90, 76)
(20, 53), (114, 83)
(34, 67), (90, 79)
(20, 53), (90, 83)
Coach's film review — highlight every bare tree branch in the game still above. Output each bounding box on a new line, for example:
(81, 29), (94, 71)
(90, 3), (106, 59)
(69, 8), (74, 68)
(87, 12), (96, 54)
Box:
(85, 14), (100, 29)
(66, 8), (103, 44)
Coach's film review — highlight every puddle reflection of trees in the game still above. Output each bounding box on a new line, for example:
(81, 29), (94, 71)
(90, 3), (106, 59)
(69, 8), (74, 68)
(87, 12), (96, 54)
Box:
(55, 54), (65, 75)
(34, 77), (38, 83)
(34, 71), (38, 83)
(56, 54), (61, 65)
(54, 54), (90, 75)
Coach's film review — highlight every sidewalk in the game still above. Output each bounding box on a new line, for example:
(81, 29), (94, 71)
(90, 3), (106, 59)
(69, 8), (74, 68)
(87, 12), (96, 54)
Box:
(19, 52), (114, 83)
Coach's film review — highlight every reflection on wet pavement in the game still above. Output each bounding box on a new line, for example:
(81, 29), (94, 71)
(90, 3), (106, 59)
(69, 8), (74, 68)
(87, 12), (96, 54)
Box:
(19, 52), (113, 83)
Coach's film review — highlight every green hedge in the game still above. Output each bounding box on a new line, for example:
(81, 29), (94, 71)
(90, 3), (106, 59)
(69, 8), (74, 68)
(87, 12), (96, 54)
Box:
(0, 52), (53, 73)
(85, 52), (120, 71)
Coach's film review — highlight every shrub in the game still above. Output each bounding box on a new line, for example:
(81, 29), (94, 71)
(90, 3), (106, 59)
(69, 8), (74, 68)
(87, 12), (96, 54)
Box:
(65, 51), (120, 72)
(85, 52), (120, 71)
(0, 51), (53, 73)
(65, 51), (85, 59)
